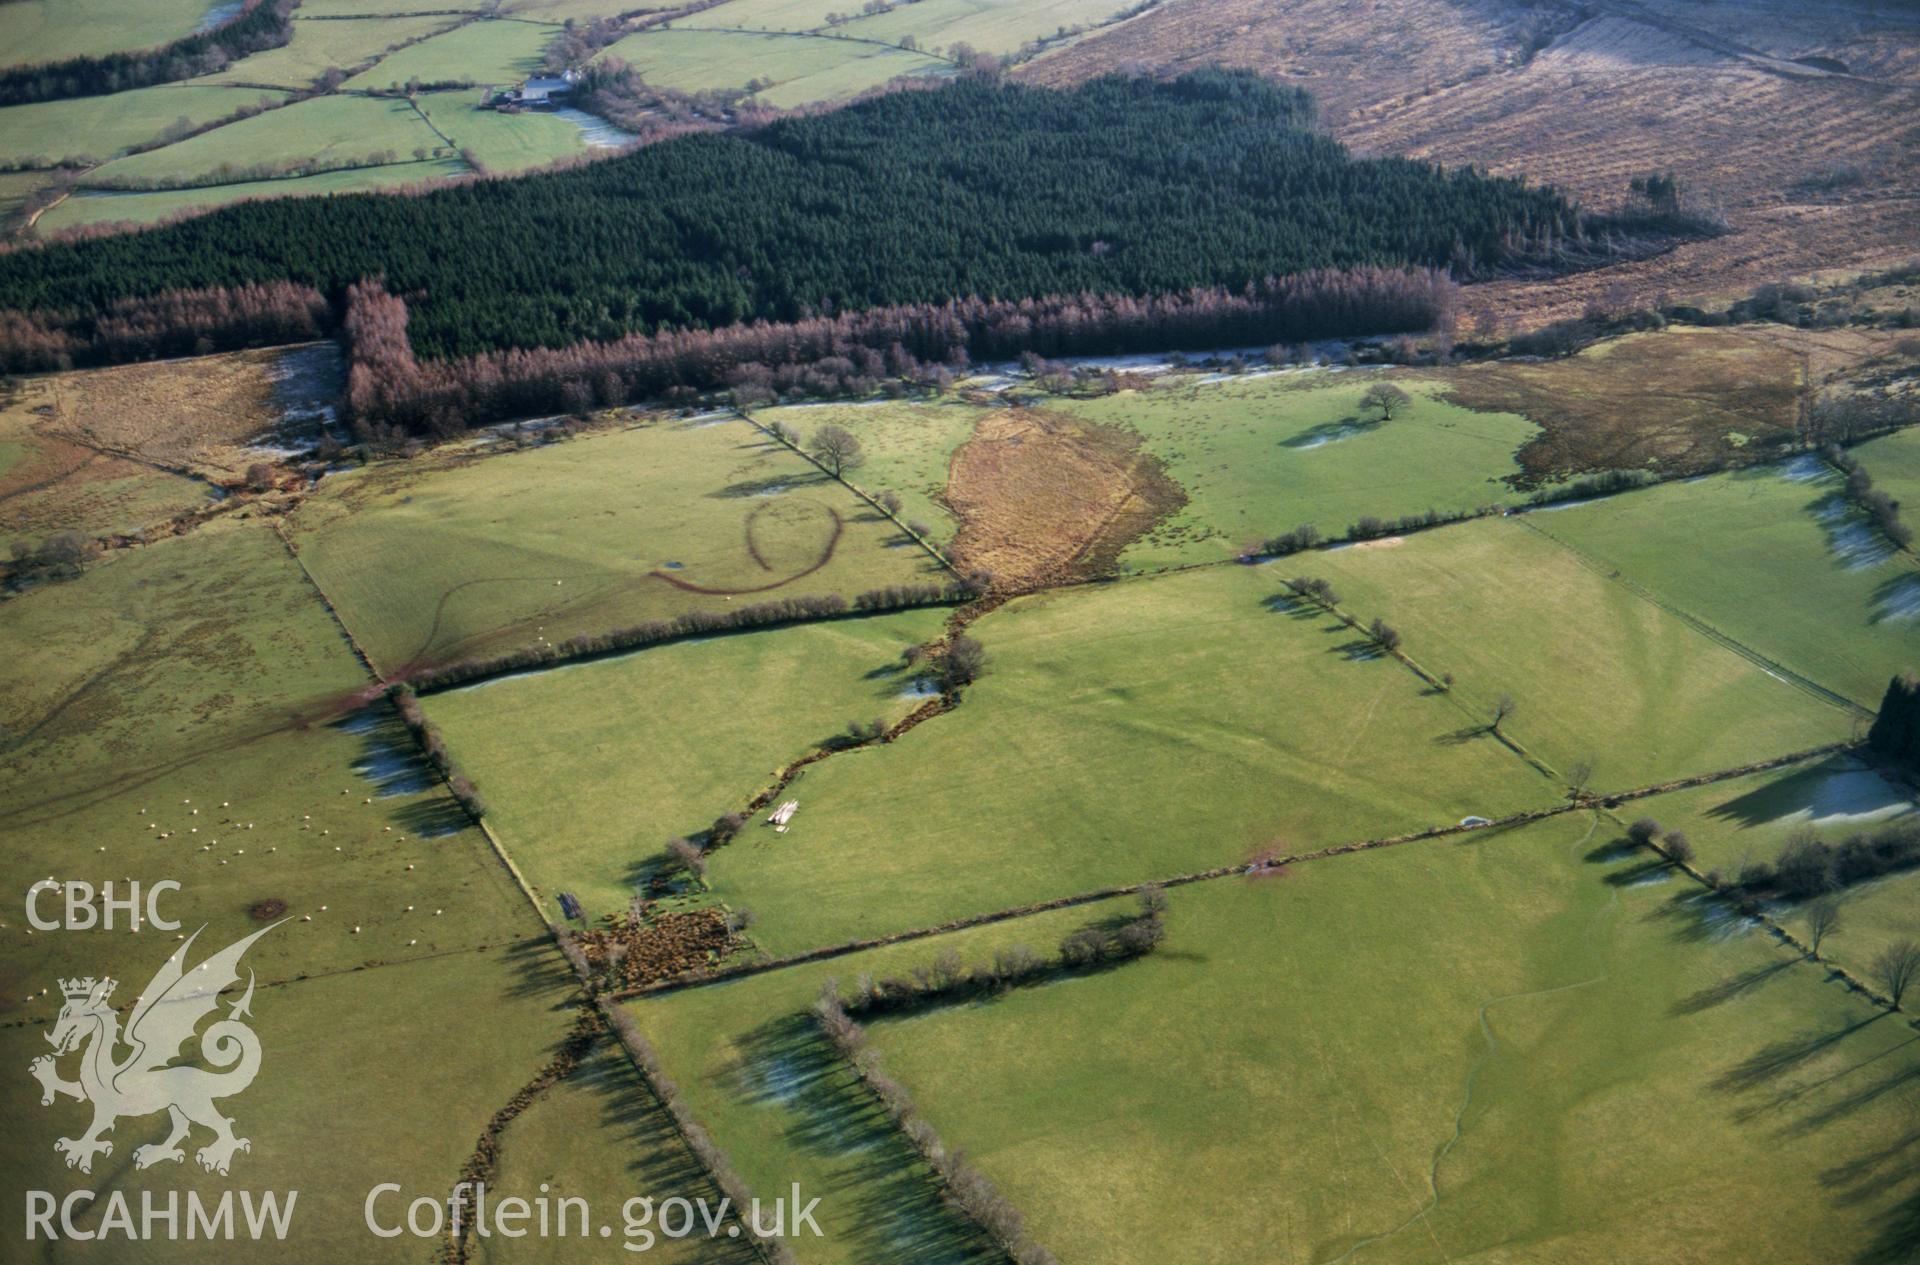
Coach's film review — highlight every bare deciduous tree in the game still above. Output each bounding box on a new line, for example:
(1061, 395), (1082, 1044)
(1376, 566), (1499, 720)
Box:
(1805, 900), (1841, 958)
(1359, 382), (1412, 421)
(1873, 938), (1920, 1008)
(666, 836), (707, 881)
(1490, 694), (1516, 732)
(808, 424), (865, 476)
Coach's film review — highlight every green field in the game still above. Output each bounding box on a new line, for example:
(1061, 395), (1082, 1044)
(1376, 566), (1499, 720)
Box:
(852, 814), (1920, 1264)
(1857, 423), (1920, 520)
(0, 936), (635, 1263)
(303, 0), (489, 14)
(0, 84), (289, 168)
(83, 93), (446, 186)
(675, 0), (846, 31)
(201, 13), (464, 87)
(704, 563), (1551, 954)
(1623, 753), (1918, 980)
(1527, 456), (1920, 708)
(473, 1034), (749, 1265)
(345, 18), (557, 90)
(37, 157), (468, 233)
(756, 399), (982, 542)
(1052, 374), (1540, 568)
(0, 521), (363, 793)
(630, 811), (1920, 1264)
(837, 0), (1138, 55)
(0, 0), (220, 67)
(426, 604), (950, 921)
(593, 28), (946, 102)
(417, 88), (595, 171)
(289, 416), (944, 677)
(1309, 516), (1850, 790)
(627, 895), (1130, 1265)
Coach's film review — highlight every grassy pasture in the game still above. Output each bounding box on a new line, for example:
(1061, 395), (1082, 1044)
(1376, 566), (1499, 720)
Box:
(1621, 753), (1919, 982)
(837, 0), (1136, 55)
(753, 44), (945, 107)
(345, 18), (556, 90)
(1051, 374), (1538, 568)
(289, 417), (942, 677)
(473, 1034), (751, 1265)
(417, 88), (593, 171)
(425, 604), (950, 922)
(1308, 516), (1849, 790)
(593, 28), (944, 101)
(757, 399), (983, 542)
(36, 157), (468, 232)
(1525, 457), (1920, 708)
(0, 517), (535, 993)
(627, 896), (1129, 1265)
(0, 84), (289, 167)
(84, 93), (446, 185)
(0, 941), (606, 1264)
(0, 0), (218, 67)
(303, 0), (489, 13)
(674, 0), (843, 31)
(0, 520), (364, 792)
(1857, 423), (1920, 515)
(201, 13), (464, 87)
(853, 814), (1920, 1265)
(708, 563), (1551, 955)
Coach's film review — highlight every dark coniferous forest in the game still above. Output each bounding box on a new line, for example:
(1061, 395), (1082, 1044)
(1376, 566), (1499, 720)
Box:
(0, 71), (1592, 361)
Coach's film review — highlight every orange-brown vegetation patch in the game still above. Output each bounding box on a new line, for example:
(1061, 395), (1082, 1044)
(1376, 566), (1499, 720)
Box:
(1, 377), (214, 538)
(1023, 0), (1920, 327)
(578, 908), (741, 990)
(40, 345), (325, 480)
(1445, 326), (1804, 481)
(943, 407), (1185, 588)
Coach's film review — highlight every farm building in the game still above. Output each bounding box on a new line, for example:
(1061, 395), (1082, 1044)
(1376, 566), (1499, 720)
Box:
(490, 71), (578, 110)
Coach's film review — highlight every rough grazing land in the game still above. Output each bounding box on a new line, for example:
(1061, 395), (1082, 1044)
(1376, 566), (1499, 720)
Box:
(1024, 0), (1920, 325)
(944, 406), (1186, 587)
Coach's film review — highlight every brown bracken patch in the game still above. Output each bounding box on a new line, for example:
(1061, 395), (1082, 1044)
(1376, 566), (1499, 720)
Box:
(942, 407), (1186, 589)
(1441, 327), (1803, 485)
(577, 907), (739, 989)
(248, 898), (288, 921)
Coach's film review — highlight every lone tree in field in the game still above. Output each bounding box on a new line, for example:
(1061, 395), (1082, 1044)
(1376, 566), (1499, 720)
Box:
(1565, 758), (1595, 801)
(1873, 939), (1920, 1009)
(940, 633), (988, 690)
(1805, 900), (1841, 958)
(1359, 383), (1412, 422)
(666, 836), (707, 881)
(1489, 693), (1516, 733)
(809, 424), (865, 476)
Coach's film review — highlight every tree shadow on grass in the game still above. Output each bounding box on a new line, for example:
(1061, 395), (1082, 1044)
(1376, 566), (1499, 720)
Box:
(1641, 887), (1763, 945)
(729, 1013), (996, 1264)
(1823, 1116), (1920, 1206)
(1710, 1014), (1882, 1093)
(1671, 959), (1792, 1015)
(1433, 724), (1497, 747)
(1261, 593), (1320, 619)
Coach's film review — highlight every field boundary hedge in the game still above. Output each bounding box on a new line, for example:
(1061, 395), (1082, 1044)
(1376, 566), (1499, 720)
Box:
(614, 742), (1854, 999)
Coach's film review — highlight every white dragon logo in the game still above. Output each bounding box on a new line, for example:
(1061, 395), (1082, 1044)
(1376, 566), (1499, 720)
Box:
(29, 922), (279, 1176)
